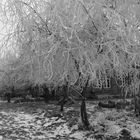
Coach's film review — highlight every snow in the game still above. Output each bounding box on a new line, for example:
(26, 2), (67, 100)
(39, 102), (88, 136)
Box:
(70, 131), (85, 139)
(131, 131), (140, 139)
(54, 123), (71, 136)
(0, 136), (3, 140)
(0, 101), (139, 139)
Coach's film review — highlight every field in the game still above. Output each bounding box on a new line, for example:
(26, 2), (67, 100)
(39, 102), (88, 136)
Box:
(0, 100), (139, 140)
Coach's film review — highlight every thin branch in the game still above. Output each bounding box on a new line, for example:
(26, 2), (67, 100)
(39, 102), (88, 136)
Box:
(18, 1), (52, 36)
(78, 0), (98, 31)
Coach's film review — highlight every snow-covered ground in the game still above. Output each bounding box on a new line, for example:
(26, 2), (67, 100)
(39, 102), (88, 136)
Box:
(0, 101), (139, 140)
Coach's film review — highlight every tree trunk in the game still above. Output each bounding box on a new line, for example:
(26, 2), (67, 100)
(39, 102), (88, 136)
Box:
(60, 97), (65, 112)
(7, 93), (11, 103)
(80, 98), (89, 129)
(51, 89), (55, 100)
(80, 76), (90, 130)
(134, 89), (140, 116)
(43, 87), (50, 103)
(60, 85), (68, 112)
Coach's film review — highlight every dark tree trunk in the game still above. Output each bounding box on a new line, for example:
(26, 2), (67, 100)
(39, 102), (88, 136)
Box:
(43, 86), (50, 103)
(7, 93), (11, 103)
(33, 85), (39, 98)
(60, 84), (68, 112)
(60, 97), (65, 112)
(80, 76), (90, 130)
(134, 94), (140, 116)
(51, 89), (55, 100)
(72, 56), (90, 129)
(80, 98), (89, 129)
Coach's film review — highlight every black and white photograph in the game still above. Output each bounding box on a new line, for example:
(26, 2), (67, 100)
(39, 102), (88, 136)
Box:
(0, 0), (140, 139)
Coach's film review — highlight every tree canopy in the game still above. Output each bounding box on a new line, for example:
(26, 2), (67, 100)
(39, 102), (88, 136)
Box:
(0, 0), (140, 94)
